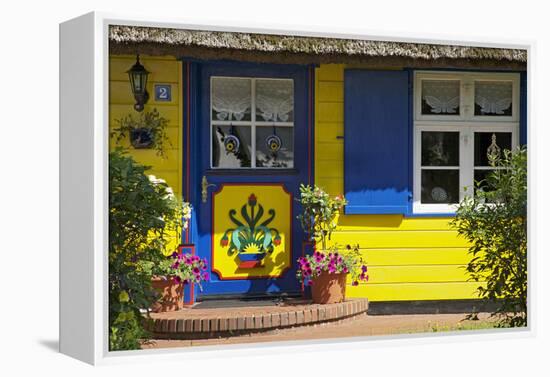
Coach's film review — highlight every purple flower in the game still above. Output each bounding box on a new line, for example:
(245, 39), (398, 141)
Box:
(174, 276), (182, 283)
(171, 262), (180, 269)
(171, 251), (178, 258)
(193, 267), (200, 274)
(361, 265), (368, 273)
(352, 281), (359, 286)
(202, 272), (210, 281)
(328, 266), (336, 273)
(342, 267), (349, 274)
(306, 280), (313, 286)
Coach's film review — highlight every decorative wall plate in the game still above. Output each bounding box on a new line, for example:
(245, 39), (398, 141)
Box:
(265, 134), (282, 154)
(223, 134), (240, 154)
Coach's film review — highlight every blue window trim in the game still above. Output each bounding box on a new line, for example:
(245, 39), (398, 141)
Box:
(404, 67), (527, 218)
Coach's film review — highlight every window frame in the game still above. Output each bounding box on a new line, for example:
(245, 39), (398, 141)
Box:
(413, 71), (520, 214)
(209, 76), (295, 169)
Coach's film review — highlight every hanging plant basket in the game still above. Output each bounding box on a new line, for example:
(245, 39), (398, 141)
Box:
(130, 127), (154, 149)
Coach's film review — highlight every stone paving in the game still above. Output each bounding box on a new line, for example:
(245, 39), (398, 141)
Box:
(142, 312), (495, 349)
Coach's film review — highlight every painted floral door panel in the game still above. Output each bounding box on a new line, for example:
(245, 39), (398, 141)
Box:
(193, 62), (312, 298)
(213, 184), (291, 278)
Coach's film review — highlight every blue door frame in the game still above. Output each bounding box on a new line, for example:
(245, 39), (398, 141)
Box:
(181, 60), (315, 301)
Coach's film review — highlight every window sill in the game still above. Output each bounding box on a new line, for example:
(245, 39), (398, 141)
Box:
(405, 212), (456, 218)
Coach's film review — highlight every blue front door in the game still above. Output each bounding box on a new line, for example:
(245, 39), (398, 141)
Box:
(191, 62), (312, 299)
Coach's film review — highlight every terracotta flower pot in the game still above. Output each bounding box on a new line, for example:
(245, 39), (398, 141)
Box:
(150, 277), (184, 312)
(311, 272), (347, 304)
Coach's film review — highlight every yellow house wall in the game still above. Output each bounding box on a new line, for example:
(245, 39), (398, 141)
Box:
(109, 55), (182, 196)
(108, 57), (482, 301)
(109, 55), (183, 251)
(315, 64), (482, 301)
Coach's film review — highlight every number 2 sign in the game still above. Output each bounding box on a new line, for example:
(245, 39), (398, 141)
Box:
(154, 84), (172, 102)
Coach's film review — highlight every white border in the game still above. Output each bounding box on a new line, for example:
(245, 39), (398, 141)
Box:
(59, 11), (533, 365)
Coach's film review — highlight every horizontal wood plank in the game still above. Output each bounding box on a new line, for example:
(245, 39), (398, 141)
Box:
(329, 230), (470, 248)
(347, 282), (485, 301)
(357, 248), (473, 266)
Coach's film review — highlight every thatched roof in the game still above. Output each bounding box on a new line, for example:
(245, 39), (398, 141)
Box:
(109, 25), (527, 69)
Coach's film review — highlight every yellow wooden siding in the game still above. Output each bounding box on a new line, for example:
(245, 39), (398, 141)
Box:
(109, 55), (182, 197)
(314, 64), (478, 301)
(109, 55), (183, 253)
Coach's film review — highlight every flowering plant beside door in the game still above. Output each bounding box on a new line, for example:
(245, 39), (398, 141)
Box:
(296, 184), (368, 303)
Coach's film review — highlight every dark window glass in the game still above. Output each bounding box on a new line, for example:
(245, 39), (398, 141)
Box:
(421, 169), (459, 204)
(474, 132), (512, 166)
(421, 131), (460, 166)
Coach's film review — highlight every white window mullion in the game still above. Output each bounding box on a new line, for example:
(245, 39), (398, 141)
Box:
(460, 127), (475, 201)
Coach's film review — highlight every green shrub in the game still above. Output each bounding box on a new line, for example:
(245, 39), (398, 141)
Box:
(451, 147), (527, 327)
(109, 148), (182, 350)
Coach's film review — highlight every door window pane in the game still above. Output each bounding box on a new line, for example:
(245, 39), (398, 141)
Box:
(212, 125), (252, 168)
(421, 80), (460, 115)
(211, 78), (251, 121)
(474, 81), (513, 116)
(421, 169), (459, 204)
(474, 132), (512, 166)
(255, 126), (294, 168)
(421, 131), (459, 166)
(255, 79), (294, 122)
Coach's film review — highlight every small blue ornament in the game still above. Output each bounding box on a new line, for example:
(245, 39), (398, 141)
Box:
(224, 134), (240, 154)
(266, 134), (282, 153)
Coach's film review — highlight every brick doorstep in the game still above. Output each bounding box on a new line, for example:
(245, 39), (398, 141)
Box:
(147, 299), (369, 339)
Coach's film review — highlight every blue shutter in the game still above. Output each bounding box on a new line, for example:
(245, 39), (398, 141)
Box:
(344, 70), (411, 215)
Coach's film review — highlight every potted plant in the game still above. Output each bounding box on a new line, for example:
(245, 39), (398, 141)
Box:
(147, 193), (207, 312)
(296, 184), (368, 304)
(111, 108), (171, 156)
(151, 250), (209, 312)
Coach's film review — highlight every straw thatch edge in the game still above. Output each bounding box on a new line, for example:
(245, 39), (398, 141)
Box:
(109, 26), (527, 69)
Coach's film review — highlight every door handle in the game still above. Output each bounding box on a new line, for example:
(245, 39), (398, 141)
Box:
(201, 176), (217, 203)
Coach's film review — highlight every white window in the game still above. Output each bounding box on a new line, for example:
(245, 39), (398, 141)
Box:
(210, 76), (295, 169)
(413, 71), (519, 214)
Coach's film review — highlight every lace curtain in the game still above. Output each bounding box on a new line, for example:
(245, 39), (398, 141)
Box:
(256, 79), (294, 122)
(422, 80), (460, 114)
(211, 78), (251, 121)
(475, 81), (513, 115)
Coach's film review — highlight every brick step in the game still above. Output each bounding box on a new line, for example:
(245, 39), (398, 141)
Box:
(146, 299), (369, 339)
